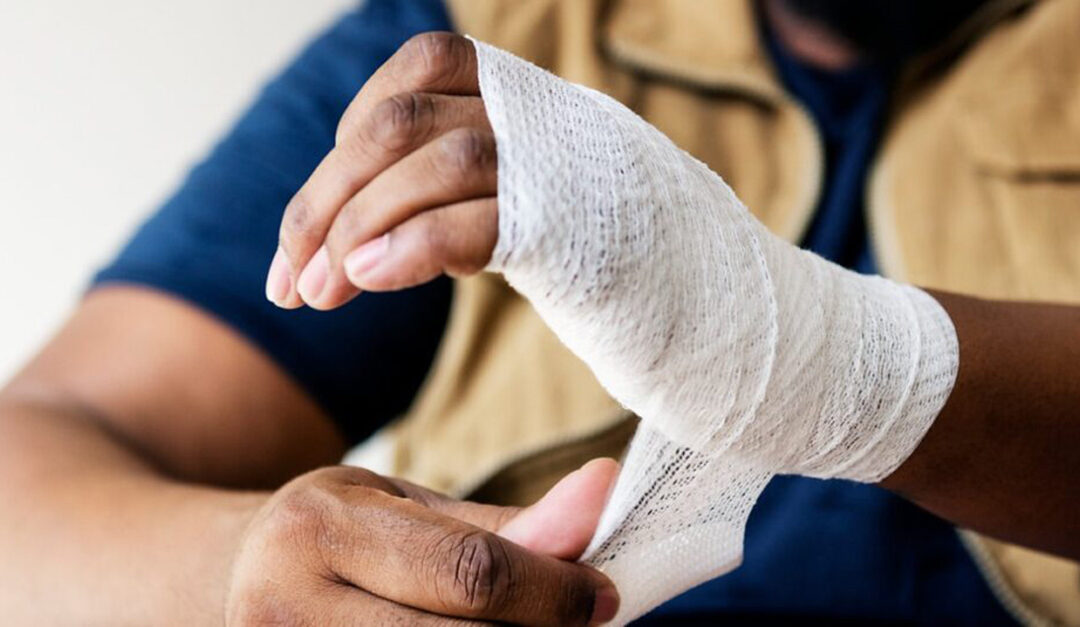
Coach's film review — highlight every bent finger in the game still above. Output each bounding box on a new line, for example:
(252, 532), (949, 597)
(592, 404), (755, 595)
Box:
(343, 198), (497, 293)
(300, 128), (497, 308)
(271, 93), (487, 307)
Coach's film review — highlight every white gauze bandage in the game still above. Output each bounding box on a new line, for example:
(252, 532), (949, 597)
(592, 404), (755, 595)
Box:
(472, 41), (960, 624)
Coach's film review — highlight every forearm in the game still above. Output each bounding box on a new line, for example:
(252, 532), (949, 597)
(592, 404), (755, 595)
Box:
(882, 291), (1080, 559)
(0, 394), (267, 625)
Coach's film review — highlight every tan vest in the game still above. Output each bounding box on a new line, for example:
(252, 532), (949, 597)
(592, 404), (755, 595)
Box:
(388, 1), (1080, 623)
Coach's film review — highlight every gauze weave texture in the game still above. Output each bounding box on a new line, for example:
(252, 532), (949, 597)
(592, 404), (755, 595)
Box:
(472, 40), (960, 624)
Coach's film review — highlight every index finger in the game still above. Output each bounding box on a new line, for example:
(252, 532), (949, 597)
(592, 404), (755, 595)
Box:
(336, 32), (479, 146)
(329, 489), (619, 626)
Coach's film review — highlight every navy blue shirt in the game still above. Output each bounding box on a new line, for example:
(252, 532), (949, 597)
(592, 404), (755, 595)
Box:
(93, 1), (1016, 623)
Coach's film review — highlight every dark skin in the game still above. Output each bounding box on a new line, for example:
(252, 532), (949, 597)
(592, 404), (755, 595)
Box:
(882, 293), (1080, 558)
(0, 18), (1077, 627)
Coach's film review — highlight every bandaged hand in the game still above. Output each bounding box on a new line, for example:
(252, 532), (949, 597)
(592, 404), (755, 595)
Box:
(270, 34), (960, 626)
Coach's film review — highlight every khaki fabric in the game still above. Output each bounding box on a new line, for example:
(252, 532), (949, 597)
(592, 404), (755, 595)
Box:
(390, 271), (629, 498)
(871, 0), (1080, 300)
(387, 0), (1080, 623)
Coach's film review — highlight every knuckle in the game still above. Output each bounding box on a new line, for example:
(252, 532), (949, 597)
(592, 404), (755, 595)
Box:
(434, 530), (512, 615)
(403, 32), (464, 87)
(261, 471), (376, 569)
(436, 128), (493, 179)
(367, 92), (431, 152)
(261, 480), (333, 547)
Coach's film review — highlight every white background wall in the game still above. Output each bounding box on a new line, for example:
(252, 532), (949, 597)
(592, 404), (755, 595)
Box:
(0, 0), (355, 381)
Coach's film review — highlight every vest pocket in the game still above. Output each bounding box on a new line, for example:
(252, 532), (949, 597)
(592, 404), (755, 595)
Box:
(955, 102), (1080, 301)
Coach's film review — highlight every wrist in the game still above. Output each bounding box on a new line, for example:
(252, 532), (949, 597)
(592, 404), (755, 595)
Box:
(124, 481), (268, 625)
(760, 245), (960, 481)
(198, 489), (269, 623)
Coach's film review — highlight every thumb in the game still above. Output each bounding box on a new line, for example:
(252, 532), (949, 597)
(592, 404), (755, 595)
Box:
(498, 457), (620, 560)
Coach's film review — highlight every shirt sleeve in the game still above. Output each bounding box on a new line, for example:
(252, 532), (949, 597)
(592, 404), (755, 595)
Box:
(92, 0), (455, 445)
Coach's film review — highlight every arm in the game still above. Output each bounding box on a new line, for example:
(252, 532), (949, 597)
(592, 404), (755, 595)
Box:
(272, 33), (1079, 560)
(882, 292), (1080, 558)
(0, 287), (340, 623)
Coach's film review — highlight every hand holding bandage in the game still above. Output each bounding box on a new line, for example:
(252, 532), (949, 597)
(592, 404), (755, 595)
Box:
(270, 34), (959, 626)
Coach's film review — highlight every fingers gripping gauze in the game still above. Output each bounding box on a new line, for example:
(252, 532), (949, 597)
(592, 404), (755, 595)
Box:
(471, 41), (960, 624)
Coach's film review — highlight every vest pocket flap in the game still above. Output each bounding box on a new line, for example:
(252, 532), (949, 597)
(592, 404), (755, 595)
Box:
(958, 99), (1080, 180)
(956, 46), (1080, 179)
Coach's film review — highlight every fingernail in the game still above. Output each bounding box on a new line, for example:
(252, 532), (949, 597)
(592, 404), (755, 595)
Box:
(344, 234), (390, 284)
(265, 247), (292, 305)
(590, 585), (620, 625)
(297, 247), (330, 304)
